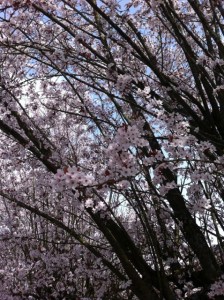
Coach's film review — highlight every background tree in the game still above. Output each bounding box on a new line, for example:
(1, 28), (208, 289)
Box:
(0, 0), (224, 299)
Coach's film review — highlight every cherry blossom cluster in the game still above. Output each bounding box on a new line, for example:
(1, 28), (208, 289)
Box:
(105, 124), (148, 177)
(53, 124), (150, 192)
(53, 167), (95, 192)
(208, 275), (224, 299)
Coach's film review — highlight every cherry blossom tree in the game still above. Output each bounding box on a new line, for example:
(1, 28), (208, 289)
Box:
(0, 0), (224, 299)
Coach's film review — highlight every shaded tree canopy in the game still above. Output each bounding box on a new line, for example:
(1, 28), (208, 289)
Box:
(0, 0), (224, 299)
